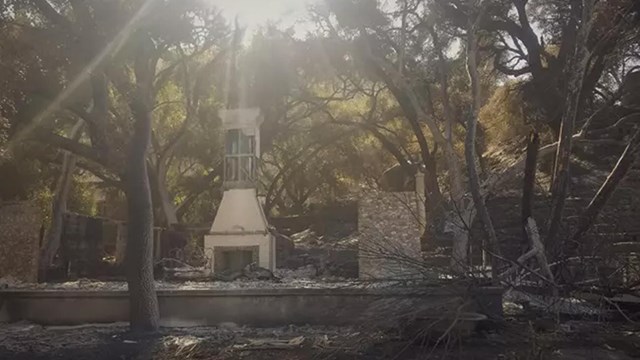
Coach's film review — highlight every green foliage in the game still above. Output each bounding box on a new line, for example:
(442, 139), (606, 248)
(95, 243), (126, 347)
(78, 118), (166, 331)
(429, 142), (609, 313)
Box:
(179, 187), (222, 225)
(29, 185), (53, 228)
(67, 177), (98, 216)
(479, 82), (529, 147)
(1, 0), (233, 225)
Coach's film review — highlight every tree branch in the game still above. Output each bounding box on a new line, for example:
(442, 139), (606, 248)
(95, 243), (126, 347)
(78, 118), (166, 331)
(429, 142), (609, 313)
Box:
(568, 128), (640, 255)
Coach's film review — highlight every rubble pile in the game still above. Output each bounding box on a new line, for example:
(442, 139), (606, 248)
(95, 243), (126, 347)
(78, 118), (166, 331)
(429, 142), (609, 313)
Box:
(0, 277), (362, 291)
(277, 229), (359, 279)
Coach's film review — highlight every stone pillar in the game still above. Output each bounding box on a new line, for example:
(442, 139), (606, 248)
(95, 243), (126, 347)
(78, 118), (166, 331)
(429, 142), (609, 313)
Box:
(358, 191), (423, 280)
(0, 202), (42, 283)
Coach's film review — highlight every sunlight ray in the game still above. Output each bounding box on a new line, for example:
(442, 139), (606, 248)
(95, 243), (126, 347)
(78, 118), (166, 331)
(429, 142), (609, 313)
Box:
(3, 0), (156, 155)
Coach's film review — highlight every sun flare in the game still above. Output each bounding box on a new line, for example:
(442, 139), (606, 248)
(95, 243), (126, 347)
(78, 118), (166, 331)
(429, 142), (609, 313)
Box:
(210, 0), (317, 33)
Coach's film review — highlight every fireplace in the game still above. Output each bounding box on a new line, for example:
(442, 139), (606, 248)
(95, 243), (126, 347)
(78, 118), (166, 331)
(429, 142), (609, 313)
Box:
(214, 246), (259, 273)
(204, 108), (276, 274)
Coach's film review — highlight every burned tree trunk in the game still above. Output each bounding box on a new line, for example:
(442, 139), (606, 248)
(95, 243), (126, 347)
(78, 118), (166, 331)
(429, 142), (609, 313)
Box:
(39, 120), (84, 279)
(124, 41), (160, 331)
(546, 0), (594, 255)
(125, 96), (160, 332)
(150, 163), (178, 226)
(522, 132), (540, 251)
(158, 168), (179, 226)
(500, 135), (555, 287)
(465, 18), (500, 278)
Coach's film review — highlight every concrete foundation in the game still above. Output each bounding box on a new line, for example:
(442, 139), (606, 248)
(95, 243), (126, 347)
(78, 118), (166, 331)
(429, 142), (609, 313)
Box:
(0, 287), (502, 327)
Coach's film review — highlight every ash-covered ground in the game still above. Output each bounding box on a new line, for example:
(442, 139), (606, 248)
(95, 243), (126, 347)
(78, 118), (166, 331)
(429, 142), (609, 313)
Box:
(0, 322), (368, 360)
(1, 318), (639, 360)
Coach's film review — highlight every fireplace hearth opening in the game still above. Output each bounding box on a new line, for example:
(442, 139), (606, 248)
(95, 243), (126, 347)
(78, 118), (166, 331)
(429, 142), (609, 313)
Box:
(214, 246), (259, 273)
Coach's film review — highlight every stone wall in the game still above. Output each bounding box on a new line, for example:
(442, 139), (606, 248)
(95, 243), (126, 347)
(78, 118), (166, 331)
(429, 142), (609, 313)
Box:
(358, 191), (423, 279)
(0, 202), (41, 282)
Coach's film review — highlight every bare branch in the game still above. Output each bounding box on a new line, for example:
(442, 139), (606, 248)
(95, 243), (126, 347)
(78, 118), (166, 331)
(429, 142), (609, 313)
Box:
(568, 128), (640, 254)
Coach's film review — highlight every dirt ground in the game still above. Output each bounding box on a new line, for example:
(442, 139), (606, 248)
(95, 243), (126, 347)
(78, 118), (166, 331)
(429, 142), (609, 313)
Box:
(1, 317), (639, 360)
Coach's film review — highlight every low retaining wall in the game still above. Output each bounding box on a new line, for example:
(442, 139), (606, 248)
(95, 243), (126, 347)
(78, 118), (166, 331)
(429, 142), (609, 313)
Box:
(0, 287), (502, 327)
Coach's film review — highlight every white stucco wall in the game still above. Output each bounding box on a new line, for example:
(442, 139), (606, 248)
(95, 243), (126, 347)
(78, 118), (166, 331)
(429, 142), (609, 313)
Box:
(210, 189), (269, 234)
(206, 188), (275, 272)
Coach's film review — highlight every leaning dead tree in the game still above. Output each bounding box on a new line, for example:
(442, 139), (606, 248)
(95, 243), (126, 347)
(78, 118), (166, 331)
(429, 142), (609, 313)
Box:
(546, 0), (595, 256)
(521, 132), (539, 249)
(39, 120), (84, 277)
(498, 131), (555, 287)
